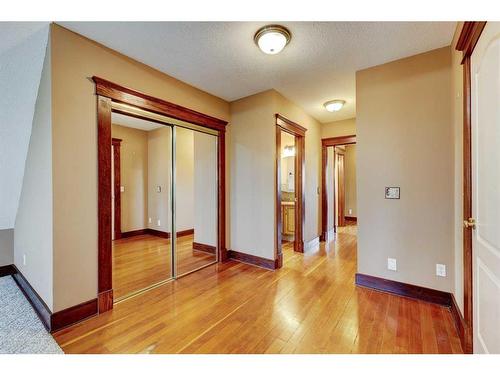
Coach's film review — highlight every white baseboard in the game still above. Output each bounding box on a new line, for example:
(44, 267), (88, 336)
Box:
(304, 236), (320, 252)
(327, 228), (335, 242)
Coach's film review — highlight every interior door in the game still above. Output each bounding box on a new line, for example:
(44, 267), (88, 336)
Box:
(471, 22), (500, 354)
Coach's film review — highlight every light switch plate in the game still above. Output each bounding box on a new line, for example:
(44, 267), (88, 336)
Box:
(157, 219), (161, 227)
(387, 258), (397, 271)
(436, 264), (446, 277)
(156, 186), (161, 193)
(148, 217), (152, 224)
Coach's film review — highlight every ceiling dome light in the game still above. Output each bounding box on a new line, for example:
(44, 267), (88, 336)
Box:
(324, 100), (346, 112)
(254, 25), (291, 55)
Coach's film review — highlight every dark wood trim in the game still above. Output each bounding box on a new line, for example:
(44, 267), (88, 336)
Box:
(193, 242), (216, 255)
(276, 114), (307, 137)
(146, 228), (170, 239)
(345, 216), (357, 222)
(98, 290), (113, 314)
(450, 293), (467, 353)
(97, 95), (113, 313)
(9, 266), (97, 332)
(355, 273), (451, 306)
(95, 77), (228, 310)
(11, 266), (52, 331)
(275, 114), (306, 268)
(0, 264), (16, 277)
(177, 228), (194, 237)
(218, 129), (227, 262)
(322, 135), (356, 147)
(456, 21), (487, 354)
(228, 250), (278, 270)
(456, 22), (487, 62)
(120, 228), (193, 239)
(121, 229), (148, 238)
(321, 135), (357, 241)
(112, 138), (122, 240)
(51, 298), (98, 332)
(92, 76), (228, 132)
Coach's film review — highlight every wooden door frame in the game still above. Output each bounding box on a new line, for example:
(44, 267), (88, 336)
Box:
(93, 76), (228, 312)
(275, 114), (306, 268)
(320, 135), (356, 241)
(456, 21), (487, 354)
(111, 138), (122, 240)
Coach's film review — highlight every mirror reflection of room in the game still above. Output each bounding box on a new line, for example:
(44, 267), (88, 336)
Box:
(111, 113), (173, 300)
(175, 127), (217, 276)
(280, 130), (296, 245)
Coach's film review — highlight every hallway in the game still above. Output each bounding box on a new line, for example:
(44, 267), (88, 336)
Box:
(53, 224), (462, 353)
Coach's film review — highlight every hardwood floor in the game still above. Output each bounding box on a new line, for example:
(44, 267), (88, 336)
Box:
(113, 234), (216, 300)
(54, 224), (462, 353)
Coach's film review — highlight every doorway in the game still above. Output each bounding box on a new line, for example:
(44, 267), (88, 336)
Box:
(321, 135), (356, 242)
(275, 114), (306, 268)
(94, 77), (227, 311)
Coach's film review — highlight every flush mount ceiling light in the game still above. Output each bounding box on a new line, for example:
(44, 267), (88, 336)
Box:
(254, 25), (291, 55)
(324, 100), (346, 112)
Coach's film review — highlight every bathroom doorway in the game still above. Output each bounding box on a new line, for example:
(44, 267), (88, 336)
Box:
(275, 114), (306, 268)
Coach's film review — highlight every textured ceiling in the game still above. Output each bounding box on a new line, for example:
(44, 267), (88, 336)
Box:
(60, 22), (455, 123)
(0, 22), (50, 229)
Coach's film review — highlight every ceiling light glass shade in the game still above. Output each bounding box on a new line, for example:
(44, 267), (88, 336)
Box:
(324, 100), (346, 112)
(254, 25), (291, 55)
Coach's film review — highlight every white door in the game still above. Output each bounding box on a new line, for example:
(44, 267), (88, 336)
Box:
(471, 22), (500, 354)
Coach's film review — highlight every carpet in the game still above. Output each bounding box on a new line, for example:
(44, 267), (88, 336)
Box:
(0, 276), (63, 354)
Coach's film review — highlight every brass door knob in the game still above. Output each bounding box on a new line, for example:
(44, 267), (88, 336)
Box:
(464, 218), (476, 229)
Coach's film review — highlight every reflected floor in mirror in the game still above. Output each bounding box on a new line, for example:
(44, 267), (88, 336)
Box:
(55, 223), (462, 354)
(113, 234), (216, 300)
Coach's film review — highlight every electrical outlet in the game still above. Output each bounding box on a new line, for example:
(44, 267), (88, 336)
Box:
(148, 217), (152, 224)
(23, 254), (26, 266)
(157, 219), (161, 227)
(156, 185), (162, 193)
(436, 264), (446, 277)
(387, 258), (397, 271)
(348, 209), (352, 215)
(120, 186), (125, 193)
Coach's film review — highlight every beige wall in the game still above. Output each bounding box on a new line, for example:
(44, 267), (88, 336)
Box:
(229, 90), (276, 259)
(356, 46), (454, 292)
(147, 126), (172, 233)
(275, 92), (322, 245)
(451, 23), (464, 314)
(344, 144), (357, 217)
(111, 124), (149, 232)
(175, 128), (195, 232)
(322, 118), (356, 139)
(0, 229), (14, 266)
(229, 90), (322, 260)
(51, 24), (230, 312)
(14, 39), (53, 309)
(193, 132), (218, 246)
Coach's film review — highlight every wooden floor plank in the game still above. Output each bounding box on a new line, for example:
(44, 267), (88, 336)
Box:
(53, 223), (462, 354)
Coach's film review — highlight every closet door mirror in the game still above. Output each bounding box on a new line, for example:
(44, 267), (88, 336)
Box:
(111, 112), (173, 300)
(175, 127), (218, 276)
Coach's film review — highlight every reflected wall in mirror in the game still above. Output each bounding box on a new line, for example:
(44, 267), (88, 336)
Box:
(175, 127), (218, 276)
(111, 112), (173, 300)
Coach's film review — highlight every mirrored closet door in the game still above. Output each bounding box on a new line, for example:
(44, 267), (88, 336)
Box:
(111, 112), (174, 301)
(110, 106), (219, 301)
(174, 127), (218, 276)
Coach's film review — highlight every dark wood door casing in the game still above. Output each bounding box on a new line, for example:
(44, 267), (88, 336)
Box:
(94, 77), (228, 312)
